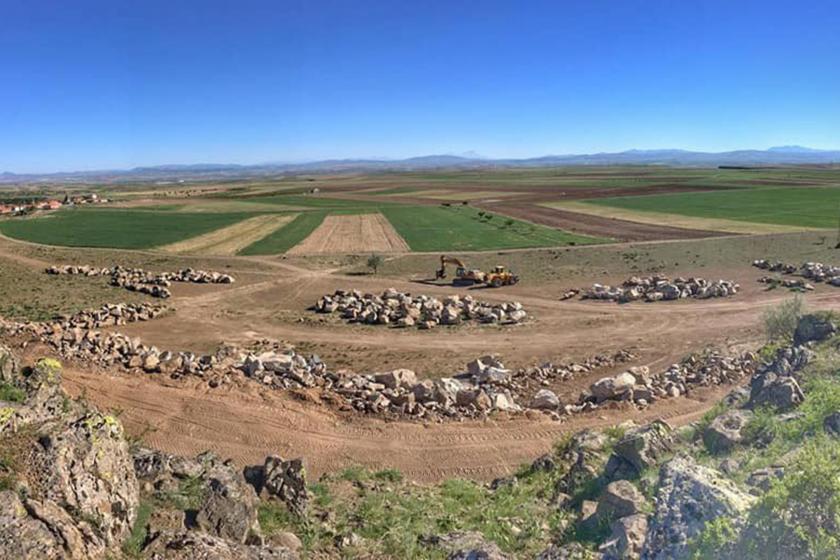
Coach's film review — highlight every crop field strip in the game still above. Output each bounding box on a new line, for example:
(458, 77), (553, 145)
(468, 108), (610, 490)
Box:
(583, 185), (840, 230)
(285, 213), (410, 255)
(158, 213), (298, 255)
(0, 208), (259, 249)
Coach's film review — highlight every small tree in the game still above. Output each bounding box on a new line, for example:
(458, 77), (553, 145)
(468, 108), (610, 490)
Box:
(367, 254), (383, 275)
(505, 218), (515, 227)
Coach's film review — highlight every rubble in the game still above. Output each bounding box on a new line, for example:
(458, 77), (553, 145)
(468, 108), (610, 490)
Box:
(561, 352), (758, 415)
(314, 289), (528, 327)
(582, 275), (739, 303)
(46, 264), (235, 299)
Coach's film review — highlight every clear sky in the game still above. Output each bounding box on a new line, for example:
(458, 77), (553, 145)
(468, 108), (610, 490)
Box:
(2, 0), (839, 173)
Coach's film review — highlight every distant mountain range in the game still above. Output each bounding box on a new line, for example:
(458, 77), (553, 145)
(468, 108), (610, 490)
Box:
(2, 146), (839, 184)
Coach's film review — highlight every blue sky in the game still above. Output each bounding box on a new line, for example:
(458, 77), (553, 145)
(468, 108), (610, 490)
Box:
(2, 0), (839, 172)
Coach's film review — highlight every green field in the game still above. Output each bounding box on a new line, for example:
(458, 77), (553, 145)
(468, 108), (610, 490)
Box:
(239, 211), (327, 255)
(588, 186), (840, 229)
(381, 206), (605, 251)
(0, 208), (255, 249)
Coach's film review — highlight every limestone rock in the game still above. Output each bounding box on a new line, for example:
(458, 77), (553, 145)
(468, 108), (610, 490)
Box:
(642, 456), (755, 559)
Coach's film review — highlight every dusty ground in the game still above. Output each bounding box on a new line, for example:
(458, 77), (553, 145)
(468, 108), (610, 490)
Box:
(159, 213), (296, 255)
(287, 213), (410, 255)
(5, 229), (840, 483)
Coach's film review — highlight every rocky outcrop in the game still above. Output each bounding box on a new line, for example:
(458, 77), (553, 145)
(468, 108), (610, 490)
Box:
(583, 276), (738, 303)
(245, 456), (308, 516)
(748, 348), (808, 410)
(703, 410), (753, 454)
(610, 421), (673, 477)
(314, 288), (527, 328)
(0, 357), (139, 559)
(793, 313), (838, 346)
(642, 456), (755, 560)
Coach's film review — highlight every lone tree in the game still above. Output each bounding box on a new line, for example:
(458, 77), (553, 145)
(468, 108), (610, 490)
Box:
(367, 254), (383, 275)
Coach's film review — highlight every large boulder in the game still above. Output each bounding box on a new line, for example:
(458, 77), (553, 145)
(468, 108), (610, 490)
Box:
(373, 368), (416, 390)
(26, 409), (139, 553)
(599, 514), (648, 560)
(194, 456), (261, 545)
(590, 373), (636, 402)
(642, 456), (755, 560)
(530, 389), (560, 410)
(793, 313), (837, 346)
(259, 456), (308, 516)
(748, 371), (805, 410)
(702, 410), (753, 454)
(595, 480), (647, 522)
(611, 421), (673, 476)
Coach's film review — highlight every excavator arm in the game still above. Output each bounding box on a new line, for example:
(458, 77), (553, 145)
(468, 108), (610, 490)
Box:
(436, 255), (466, 279)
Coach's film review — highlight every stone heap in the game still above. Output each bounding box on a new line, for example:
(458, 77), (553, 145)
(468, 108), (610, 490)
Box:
(751, 259), (798, 274)
(583, 275), (739, 303)
(753, 259), (840, 288)
(562, 351), (758, 414)
(757, 276), (815, 291)
(314, 288), (527, 328)
(46, 264), (235, 298)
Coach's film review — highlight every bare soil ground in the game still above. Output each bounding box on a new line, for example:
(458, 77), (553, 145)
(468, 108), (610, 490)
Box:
(6, 230), (840, 483)
(478, 202), (725, 241)
(159, 214), (296, 255)
(286, 213), (410, 255)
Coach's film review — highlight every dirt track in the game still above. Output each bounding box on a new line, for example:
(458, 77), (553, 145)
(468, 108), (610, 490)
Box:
(7, 233), (840, 483)
(479, 202), (725, 241)
(286, 213), (409, 255)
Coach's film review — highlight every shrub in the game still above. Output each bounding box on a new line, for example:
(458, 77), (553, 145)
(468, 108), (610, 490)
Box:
(762, 295), (805, 342)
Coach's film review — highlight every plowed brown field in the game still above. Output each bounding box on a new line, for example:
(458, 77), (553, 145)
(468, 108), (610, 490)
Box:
(286, 213), (409, 255)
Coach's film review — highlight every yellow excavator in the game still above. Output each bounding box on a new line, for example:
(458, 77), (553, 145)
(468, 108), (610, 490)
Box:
(435, 255), (519, 287)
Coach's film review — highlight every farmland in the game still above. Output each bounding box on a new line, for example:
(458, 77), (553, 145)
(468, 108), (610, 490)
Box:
(586, 185), (840, 229)
(381, 206), (605, 251)
(0, 208), (256, 249)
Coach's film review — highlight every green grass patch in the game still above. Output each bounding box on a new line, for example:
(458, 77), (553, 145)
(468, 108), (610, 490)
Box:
(238, 211), (327, 255)
(381, 206), (606, 251)
(588, 186), (840, 229)
(122, 501), (154, 557)
(0, 383), (25, 403)
(0, 208), (256, 249)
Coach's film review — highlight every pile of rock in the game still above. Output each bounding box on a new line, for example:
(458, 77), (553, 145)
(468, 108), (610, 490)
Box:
(583, 275), (739, 303)
(330, 355), (521, 419)
(1, 305), (244, 381)
(757, 276), (815, 291)
(314, 288), (527, 328)
(562, 351), (757, 414)
(753, 259), (840, 287)
(752, 259), (798, 274)
(46, 264), (235, 298)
